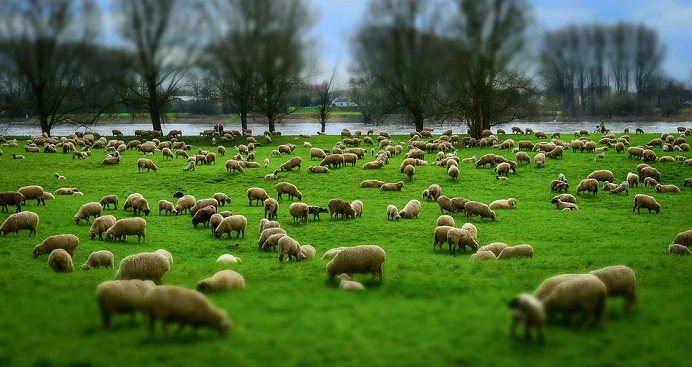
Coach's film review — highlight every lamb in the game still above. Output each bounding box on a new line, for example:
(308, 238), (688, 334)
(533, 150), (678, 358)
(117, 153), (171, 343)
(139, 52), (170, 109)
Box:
(328, 198), (356, 220)
(447, 228), (479, 254)
(423, 184), (442, 201)
(213, 192), (231, 207)
(602, 181), (618, 191)
(217, 254), (242, 263)
(609, 181), (629, 195)
(17, 185), (45, 206)
(299, 244), (316, 260)
(338, 273), (365, 291)
(262, 233), (287, 252)
(157, 200), (177, 215)
(73, 202), (102, 224)
(488, 198), (516, 210)
(464, 201), (496, 222)
(175, 194), (196, 214)
(275, 182), (302, 200)
(196, 270), (246, 293)
(508, 294), (545, 342)
(655, 184), (680, 193)
(541, 274), (608, 329)
(398, 199), (421, 219)
(350, 200), (363, 218)
(192, 205), (217, 228)
(576, 178), (599, 195)
(380, 181), (404, 191)
(263, 198), (279, 220)
(136, 158), (158, 173)
(588, 265), (637, 312)
(669, 244), (691, 255)
(189, 198), (218, 216)
(326, 245), (386, 281)
(48, 249), (74, 272)
(143, 285), (231, 337)
(632, 194), (660, 214)
(587, 169), (614, 182)
(81, 250), (115, 270)
(0, 191), (23, 213)
(280, 156), (302, 171)
(552, 198), (578, 210)
(643, 177), (659, 188)
(278, 236), (302, 262)
(215, 215), (247, 238)
(671, 229), (692, 248)
(307, 205), (329, 221)
(308, 165), (330, 173)
(437, 215), (455, 227)
(626, 172), (639, 188)
(106, 217), (147, 242)
(360, 179), (385, 188)
(0, 211), (39, 236)
(247, 187), (270, 206)
(470, 250), (497, 261)
(115, 251), (171, 284)
(497, 244), (534, 259)
(99, 195), (118, 210)
(386, 205), (401, 221)
(289, 202), (309, 223)
(96, 279), (156, 327)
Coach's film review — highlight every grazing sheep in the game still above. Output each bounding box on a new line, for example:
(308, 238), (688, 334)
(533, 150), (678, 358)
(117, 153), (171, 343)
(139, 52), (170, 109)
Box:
(213, 193), (231, 207)
(534, 153), (545, 168)
(671, 229), (692, 248)
(74, 202), (102, 224)
(552, 198), (578, 210)
(399, 199), (421, 219)
(447, 165), (459, 180)
(263, 158), (269, 168)
(328, 198), (356, 220)
(437, 215), (455, 227)
(280, 156), (302, 171)
(175, 195), (196, 214)
(115, 251), (170, 284)
(17, 185), (45, 206)
(639, 166), (661, 180)
(351, 200), (363, 218)
(532, 274), (582, 300)
(96, 279), (156, 328)
(143, 285), (231, 337)
(489, 198), (517, 210)
(684, 177), (692, 187)
(157, 200), (177, 215)
(320, 154), (344, 169)
(0, 211), (39, 236)
(99, 195), (118, 210)
(626, 172), (639, 188)
(593, 153), (605, 162)
(589, 265), (637, 312)
(263, 198), (279, 220)
(464, 201), (496, 222)
(497, 244), (534, 259)
(432, 226), (454, 252)
(470, 250), (497, 261)
(225, 159), (244, 173)
(422, 184), (442, 202)
(310, 148), (327, 160)
(403, 164), (416, 181)
(326, 245), (386, 281)
(33, 233), (79, 259)
(261, 233), (287, 252)
(136, 158), (158, 173)
(447, 228), (478, 254)
(247, 187), (269, 206)
(299, 244), (316, 260)
(508, 294), (545, 343)
(88, 215), (116, 240)
(217, 254), (242, 263)
(609, 181), (629, 195)
(275, 182), (302, 201)
(542, 274), (608, 329)
(258, 218), (280, 234)
(643, 177), (659, 188)
(669, 244), (691, 255)
(289, 202), (309, 223)
(183, 160), (195, 171)
(81, 250), (115, 270)
(360, 179), (385, 188)
(380, 181), (404, 191)
(587, 169), (614, 182)
(0, 191), (24, 213)
(48, 249), (74, 272)
(215, 215), (247, 238)
(278, 236), (302, 262)
(602, 181), (618, 191)
(576, 178), (599, 195)
(386, 205), (401, 221)
(106, 217), (146, 242)
(655, 184), (680, 193)
(189, 198), (218, 216)
(258, 227), (287, 250)
(196, 270), (245, 293)
(632, 194), (660, 214)
(192, 205), (217, 228)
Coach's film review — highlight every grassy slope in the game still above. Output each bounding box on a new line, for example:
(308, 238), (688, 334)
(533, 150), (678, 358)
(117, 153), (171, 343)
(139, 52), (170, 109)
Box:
(0, 131), (690, 367)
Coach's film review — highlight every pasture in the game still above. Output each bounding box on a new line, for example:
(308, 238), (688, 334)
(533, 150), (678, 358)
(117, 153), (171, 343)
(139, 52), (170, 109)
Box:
(0, 129), (690, 367)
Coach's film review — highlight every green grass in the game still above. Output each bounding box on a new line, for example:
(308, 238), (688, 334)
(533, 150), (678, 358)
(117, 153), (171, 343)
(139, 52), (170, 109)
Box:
(0, 131), (691, 367)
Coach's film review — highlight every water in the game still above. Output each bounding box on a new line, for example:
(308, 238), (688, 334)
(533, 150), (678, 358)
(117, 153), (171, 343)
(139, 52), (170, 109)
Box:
(0, 119), (689, 137)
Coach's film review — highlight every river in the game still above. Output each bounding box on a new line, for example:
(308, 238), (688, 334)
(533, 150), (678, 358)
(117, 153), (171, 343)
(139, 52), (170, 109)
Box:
(0, 119), (690, 137)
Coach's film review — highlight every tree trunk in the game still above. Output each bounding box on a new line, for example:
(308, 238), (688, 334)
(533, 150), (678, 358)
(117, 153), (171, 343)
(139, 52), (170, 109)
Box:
(267, 114), (275, 132)
(40, 115), (51, 136)
(240, 112), (248, 130)
(320, 121), (326, 133)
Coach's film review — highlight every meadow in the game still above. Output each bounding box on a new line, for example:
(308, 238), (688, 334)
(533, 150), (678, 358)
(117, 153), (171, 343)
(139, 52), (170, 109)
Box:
(0, 128), (690, 367)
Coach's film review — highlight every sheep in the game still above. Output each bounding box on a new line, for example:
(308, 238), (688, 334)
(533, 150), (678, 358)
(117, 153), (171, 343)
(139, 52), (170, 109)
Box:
(655, 184), (680, 193)
(0, 191), (24, 213)
(215, 215), (247, 238)
(130, 196), (151, 216)
(380, 181), (404, 191)
(386, 205), (401, 221)
(54, 172), (66, 180)
(17, 185), (45, 206)
(189, 198), (218, 216)
(280, 156), (302, 171)
(399, 199), (421, 219)
(175, 195), (196, 214)
(81, 250), (115, 270)
(42, 192), (55, 201)
(437, 215), (455, 227)
(671, 229), (692, 248)
(32, 234), (79, 260)
(489, 198), (517, 210)
(217, 254), (242, 263)
(432, 226), (454, 252)
(54, 187), (80, 196)
(86, 215), (116, 240)
(593, 153), (605, 162)
(307, 205), (329, 221)
(73, 202), (102, 224)
(350, 200), (363, 218)
(328, 198), (356, 220)
(587, 169), (614, 182)
(602, 181), (618, 191)
(247, 187), (270, 206)
(421, 184), (442, 202)
(497, 244), (534, 259)
(262, 198), (279, 220)
(326, 245), (386, 281)
(470, 250), (497, 261)
(106, 217), (147, 242)
(669, 244), (692, 255)
(213, 193), (232, 207)
(508, 294), (545, 342)
(632, 194), (660, 214)
(192, 205), (217, 228)
(136, 158), (158, 173)
(541, 274), (608, 329)
(609, 181), (629, 195)
(464, 201), (496, 222)
(289, 202), (309, 223)
(258, 227), (286, 249)
(685, 177), (692, 187)
(532, 274), (582, 300)
(143, 285), (231, 337)
(157, 200), (177, 215)
(261, 233), (287, 252)
(643, 177), (659, 188)
(299, 244), (316, 260)
(551, 198), (578, 210)
(625, 172), (639, 188)
(534, 153), (545, 168)
(0, 211), (39, 236)
(360, 179), (385, 188)
(96, 279), (156, 328)
(475, 242), (507, 257)
(225, 159), (244, 173)
(263, 158), (269, 168)
(338, 273), (365, 291)
(550, 180), (569, 192)
(321, 247), (347, 260)
(99, 195), (118, 210)
(115, 251), (170, 284)
(640, 167), (661, 181)
(447, 165), (459, 180)
(278, 236), (302, 262)
(276, 182), (303, 201)
(576, 178), (599, 195)
(588, 265), (637, 312)
(447, 228), (479, 254)
(196, 270), (246, 293)
(48, 249), (74, 272)
(310, 148), (327, 160)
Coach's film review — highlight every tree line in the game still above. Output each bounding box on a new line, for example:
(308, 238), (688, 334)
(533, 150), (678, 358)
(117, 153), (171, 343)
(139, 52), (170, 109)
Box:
(0, 0), (686, 138)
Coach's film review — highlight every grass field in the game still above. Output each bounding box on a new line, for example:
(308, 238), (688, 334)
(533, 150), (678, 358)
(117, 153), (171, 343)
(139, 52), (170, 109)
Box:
(0, 130), (690, 367)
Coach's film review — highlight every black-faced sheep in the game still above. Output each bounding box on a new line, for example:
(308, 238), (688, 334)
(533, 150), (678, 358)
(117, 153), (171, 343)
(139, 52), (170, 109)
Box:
(464, 201), (496, 222)
(106, 217), (146, 242)
(289, 202), (309, 223)
(632, 194), (660, 214)
(305, 205), (327, 221)
(588, 265), (637, 312)
(552, 198), (578, 210)
(508, 294), (545, 343)
(196, 270), (245, 293)
(326, 245), (385, 281)
(215, 215), (247, 239)
(96, 279), (156, 328)
(48, 249), (74, 272)
(143, 285), (231, 337)
(263, 198), (279, 220)
(275, 182), (302, 201)
(247, 188), (269, 206)
(0, 211), (39, 236)
(576, 178), (599, 195)
(328, 198), (356, 220)
(542, 274), (608, 329)
(399, 199), (421, 219)
(82, 250), (115, 270)
(550, 180), (569, 192)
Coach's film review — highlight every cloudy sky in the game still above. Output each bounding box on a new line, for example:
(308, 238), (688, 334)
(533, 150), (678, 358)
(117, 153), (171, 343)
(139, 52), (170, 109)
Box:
(307, 0), (692, 84)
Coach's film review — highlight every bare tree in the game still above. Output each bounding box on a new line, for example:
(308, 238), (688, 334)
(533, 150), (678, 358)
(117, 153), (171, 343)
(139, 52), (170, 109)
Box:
(633, 25), (665, 116)
(0, 0), (101, 135)
(314, 68), (338, 133)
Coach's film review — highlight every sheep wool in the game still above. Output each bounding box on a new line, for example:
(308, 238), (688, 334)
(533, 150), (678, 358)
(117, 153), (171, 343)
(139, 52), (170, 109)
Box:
(33, 234), (79, 258)
(0, 211), (39, 237)
(477, 242), (508, 257)
(81, 250), (115, 270)
(464, 201), (496, 222)
(17, 185), (45, 206)
(96, 279), (156, 327)
(508, 293), (545, 342)
(632, 194), (660, 214)
(106, 217), (146, 242)
(74, 202), (103, 224)
(48, 249), (74, 272)
(469, 251), (497, 261)
(115, 251), (171, 285)
(532, 274), (581, 300)
(197, 270), (246, 293)
(497, 244), (534, 259)
(338, 273), (365, 291)
(278, 236), (302, 262)
(89, 215), (116, 240)
(143, 285), (231, 337)
(437, 215), (455, 227)
(321, 247), (348, 260)
(398, 199), (421, 219)
(326, 245), (386, 281)
(671, 229), (692, 248)
(588, 265), (637, 312)
(542, 274), (608, 329)
(299, 244), (316, 260)
(669, 244), (691, 255)
(217, 254), (242, 263)
(215, 215), (247, 239)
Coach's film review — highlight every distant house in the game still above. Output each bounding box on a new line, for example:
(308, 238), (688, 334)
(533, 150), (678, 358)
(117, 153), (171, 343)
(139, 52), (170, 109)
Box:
(331, 97), (357, 107)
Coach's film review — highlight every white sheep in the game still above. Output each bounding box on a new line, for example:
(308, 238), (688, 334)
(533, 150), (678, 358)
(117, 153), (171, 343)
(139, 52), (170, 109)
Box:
(136, 157), (158, 172)
(338, 273), (365, 291)
(326, 245), (385, 281)
(551, 198), (578, 210)
(258, 227), (286, 249)
(158, 200), (177, 215)
(532, 274), (581, 300)
(247, 187), (269, 206)
(469, 250), (497, 261)
(508, 293), (544, 342)
(175, 195), (196, 214)
(115, 251), (171, 284)
(447, 228), (479, 254)
(99, 195), (119, 210)
(106, 217), (146, 242)
(278, 236), (302, 262)
(33, 234), (79, 258)
(386, 205), (401, 221)
(351, 200), (363, 218)
(588, 265), (637, 312)
(48, 249), (74, 272)
(477, 242), (507, 257)
(264, 169), (279, 180)
(74, 202), (102, 224)
(81, 250), (115, 270)
(398, 199), (421, 219)
(541, 274), (608, 329)
(217, 254), (242, 263)
(464, 201), (496, 222)
(671, 229), (692, 248)
(300, 244), (316, 260)
(96, 279), (156, 327)
(632, 194), (660, 214)
(669, 244), (691, 255)
(17, 185), (45, 206)
(437, 215), (455, 227)
(143, 285), (231, 337)
(215, 215), (247, 239)
(321, 247), (348, 260)
(196, 270), (246, 293)
(488, 198), (517, 210)
(89, 215), (116, 240)
(497, 244), (534, 259)
(288, 202), (309, 223)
